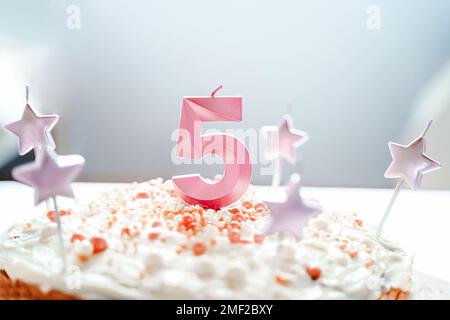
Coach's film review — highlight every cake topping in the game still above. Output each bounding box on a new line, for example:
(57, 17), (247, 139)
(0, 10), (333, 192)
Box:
(192, 242), (207, 256)
(136, 192), (149, 199)
(47, 209), (71, 222)
(306, 267), (321, 281)
(70, 233), (85, 243)
(90, 237), (108, 255)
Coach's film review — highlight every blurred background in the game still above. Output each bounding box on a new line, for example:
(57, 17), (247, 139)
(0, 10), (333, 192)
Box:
(0, 0), (449, 188)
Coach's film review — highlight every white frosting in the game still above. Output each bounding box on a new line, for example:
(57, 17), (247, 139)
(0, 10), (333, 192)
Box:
(0, 179), (412, 299)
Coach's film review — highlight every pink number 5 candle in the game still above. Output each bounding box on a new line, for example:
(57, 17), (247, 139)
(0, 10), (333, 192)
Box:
(172, 85), (252, 209)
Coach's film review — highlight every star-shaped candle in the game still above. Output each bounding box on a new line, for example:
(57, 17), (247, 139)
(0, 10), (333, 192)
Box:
(13, 148), (85, 205)
(377, 120), (442, 237)
(263, 173), (321, 239)
(5, 86), (59, 155)
(263, 114), (309, 187)
(13, 148), (85, 271)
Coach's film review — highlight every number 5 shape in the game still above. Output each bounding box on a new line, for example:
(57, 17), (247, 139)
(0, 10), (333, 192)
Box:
(172, 87), (252, 209)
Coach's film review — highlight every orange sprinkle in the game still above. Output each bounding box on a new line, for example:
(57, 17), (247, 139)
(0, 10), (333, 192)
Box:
(254, 234), (264, 244)
(349, 251), (358, 259)
(229, 208), (241, 215)
(306, 267), (321, 280)
(71, 233), (86, 243)
(152, 221), (162, 228)
(90, 237), (108, 255)
(46, 209), (70, 222)
(148, 232), (159, 240)
(182, 214), (193, 226)
(192, 208), (204, 215)
(230, 221), (240, 229)
(136, 192), (149, 199)
(121, 227), (131, 237)
(228, 229), (241, 243)
(354, 219), (363, 227)
(78, 255), (89, 262)
(276, 275), (290, 286)
(193, 242), (207, 256)
(232, 213), (244, 222)
(242, 201), (253, 209)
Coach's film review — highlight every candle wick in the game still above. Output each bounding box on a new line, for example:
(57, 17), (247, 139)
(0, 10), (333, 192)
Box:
(25, 84), (30, 104)
(211, 84), (223, 98)
(286, 103), (293, 115)
(421, 119), (433, 138)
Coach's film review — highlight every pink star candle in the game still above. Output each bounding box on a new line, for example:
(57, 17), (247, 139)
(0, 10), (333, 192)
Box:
(5, 85), (59, 155)
(377, 120), (442, 237)
(13, 148), (85, 205)
(262, 114), (309, 187)
(263, 173), (321, 239)
(172, 85), (252, 209)
(13, 148), (85, 270)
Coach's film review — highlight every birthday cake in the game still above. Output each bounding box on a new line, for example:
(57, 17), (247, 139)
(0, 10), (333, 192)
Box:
(1, 87), (427, 300)
(0, 178), (412, 300)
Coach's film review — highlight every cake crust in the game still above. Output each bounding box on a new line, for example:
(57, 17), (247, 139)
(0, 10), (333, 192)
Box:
(0, 270), (78, 300)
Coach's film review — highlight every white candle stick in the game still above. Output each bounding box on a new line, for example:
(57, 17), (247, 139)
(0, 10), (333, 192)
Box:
(52, 196), (67, 272)
(376, 179), (403, 237)
(271, 158), (283, 187)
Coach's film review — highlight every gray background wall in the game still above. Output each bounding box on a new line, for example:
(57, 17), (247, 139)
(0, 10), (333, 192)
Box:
(1, 0), (449, 188)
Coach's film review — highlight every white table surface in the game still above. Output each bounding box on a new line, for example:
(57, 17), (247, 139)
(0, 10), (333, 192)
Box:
(1, 181), (449, 284)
